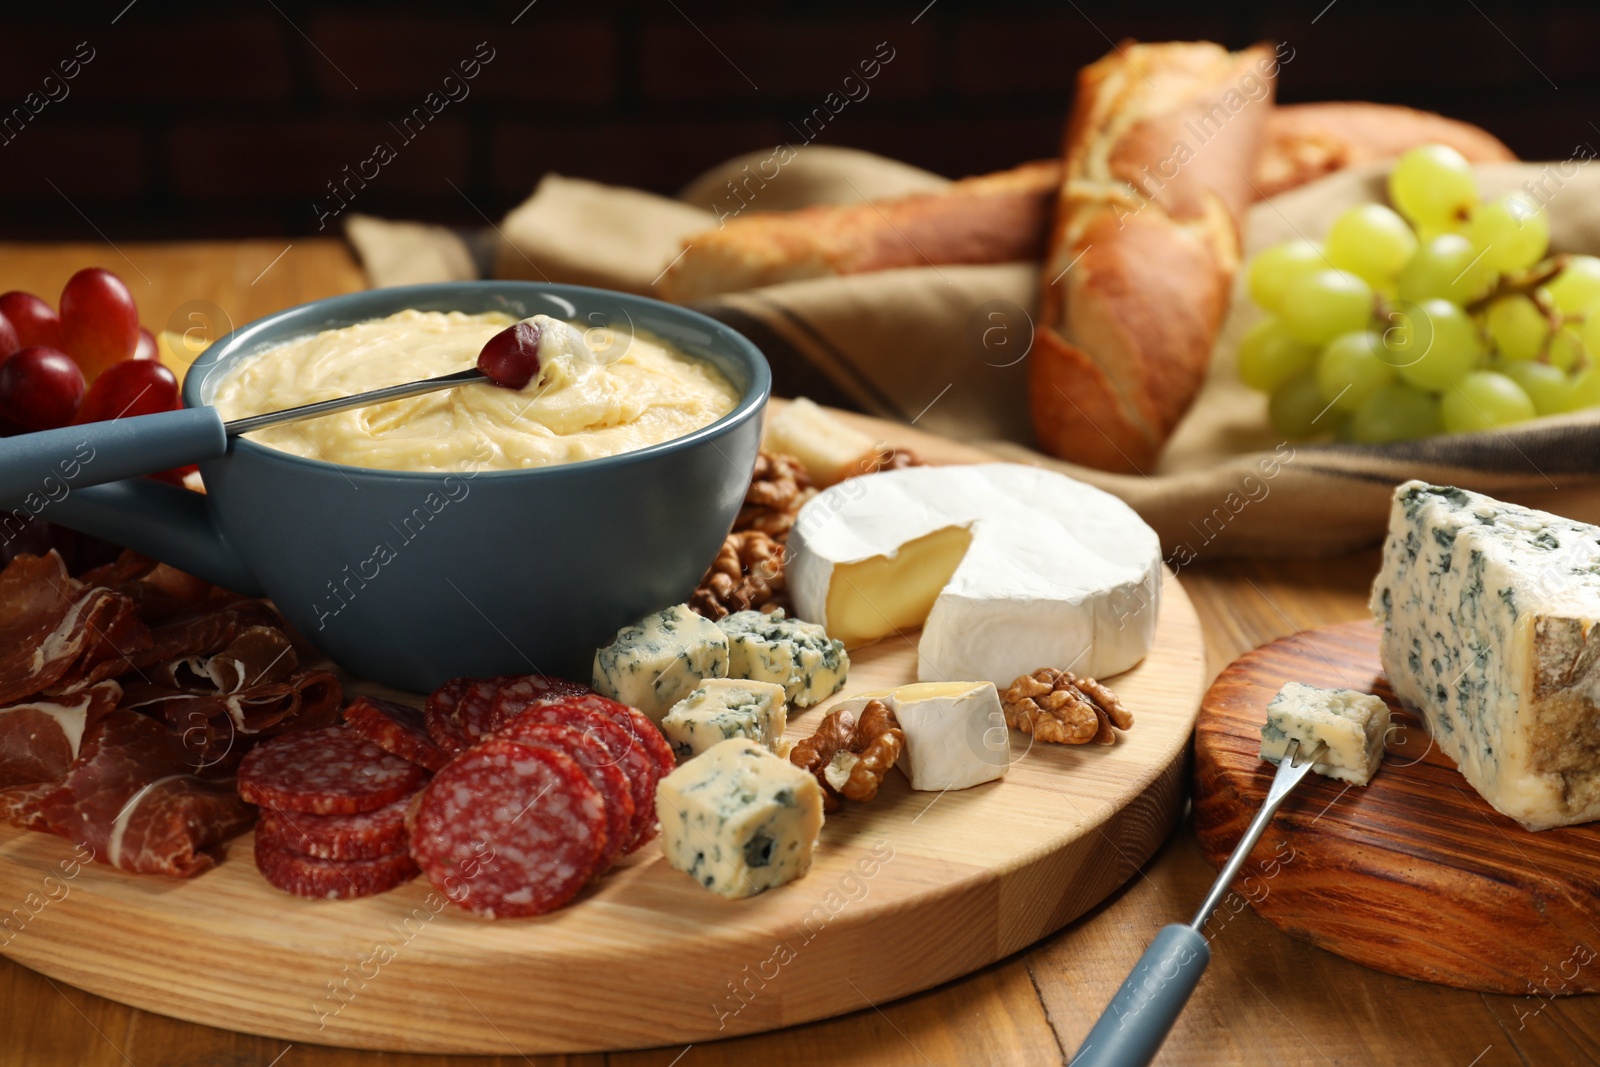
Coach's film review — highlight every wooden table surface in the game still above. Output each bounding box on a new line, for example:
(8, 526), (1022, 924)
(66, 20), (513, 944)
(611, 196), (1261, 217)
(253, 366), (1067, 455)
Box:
(1, 240), (1595, 1067)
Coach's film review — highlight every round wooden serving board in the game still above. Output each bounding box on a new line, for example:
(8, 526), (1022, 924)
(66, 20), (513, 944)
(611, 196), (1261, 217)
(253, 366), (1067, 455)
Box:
(0, 419), (1208, 1054)
(1194, 621), (1600, 995)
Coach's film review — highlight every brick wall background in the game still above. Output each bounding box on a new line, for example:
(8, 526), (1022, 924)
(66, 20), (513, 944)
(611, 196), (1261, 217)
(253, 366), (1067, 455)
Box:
(0, 0), (1593, 239)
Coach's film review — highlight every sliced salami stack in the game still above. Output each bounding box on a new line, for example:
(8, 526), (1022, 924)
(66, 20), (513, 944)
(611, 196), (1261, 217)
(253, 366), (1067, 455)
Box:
(239, 721), (431, 900)
(407, 677), (674, 919)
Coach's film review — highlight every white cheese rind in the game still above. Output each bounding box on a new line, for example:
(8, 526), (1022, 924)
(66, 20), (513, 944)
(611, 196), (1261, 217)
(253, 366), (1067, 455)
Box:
(1371, 481), (1600, 829)
(655, 737), (824, 899)
(830, 681), (1010, 792)
(592, 604), (729, 724)
(716, 609), (849, 707)
(660, 678), (788, 762)
(1260, 682), (1389, 785)
(788, 463), (1162, 685)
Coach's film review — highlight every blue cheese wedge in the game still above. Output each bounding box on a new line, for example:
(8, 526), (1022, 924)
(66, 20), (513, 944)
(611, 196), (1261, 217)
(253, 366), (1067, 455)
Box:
(660, 678), (788, 762)
(1371, 481), (1600, 829)
(1260, 683), (1389, 785)
(716, 609), (849, 707)
(831, 681), (1009, 791)
(592, 604), (729, 724)
(655, 737), (824, 899)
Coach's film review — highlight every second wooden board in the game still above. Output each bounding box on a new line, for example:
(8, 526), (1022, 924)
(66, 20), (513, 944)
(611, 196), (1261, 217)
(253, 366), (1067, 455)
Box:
(1193, 621), (1600, 995)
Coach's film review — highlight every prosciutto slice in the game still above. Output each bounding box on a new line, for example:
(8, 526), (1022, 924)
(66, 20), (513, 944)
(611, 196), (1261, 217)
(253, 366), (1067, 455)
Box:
(121, 666), (342, 775)
(0, 553), (150, 704)
(38, 710), (254, 878)
(0, 782), (59, 831)
(80, 550), (213, 622)
(0, 680), (122, 788)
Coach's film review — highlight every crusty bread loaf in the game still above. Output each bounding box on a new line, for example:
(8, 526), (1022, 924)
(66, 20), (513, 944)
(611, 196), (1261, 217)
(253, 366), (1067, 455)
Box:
(1030, 41), (1275, 474)
(1254, 101), (1516, 199)
(655, 161), (1059, 303)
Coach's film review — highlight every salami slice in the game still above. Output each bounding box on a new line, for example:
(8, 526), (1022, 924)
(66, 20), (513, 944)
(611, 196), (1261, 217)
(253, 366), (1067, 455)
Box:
(450, 675), (518, 745)
(255, 836), (418, 900)
(506, 703), (660, 853)
(256, 795), (412, 861)
(409, 739), (606, 919)
(486, 675), (593, 734)
(494, 720), (634, 874)
(343, 696), (450, 772)
(424, 679), (472, 756)
(238, 726), (429, 815)
(531, 693), (677, 780)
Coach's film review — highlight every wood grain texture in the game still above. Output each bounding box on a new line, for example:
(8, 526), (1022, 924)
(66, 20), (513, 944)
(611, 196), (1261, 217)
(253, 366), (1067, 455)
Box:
(1193, 621), (1600, 995)
(0, 578), (1204, 1054)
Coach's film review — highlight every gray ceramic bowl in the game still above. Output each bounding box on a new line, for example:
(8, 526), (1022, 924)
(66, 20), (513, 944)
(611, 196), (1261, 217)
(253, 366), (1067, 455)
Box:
(45, 282), (769, 691)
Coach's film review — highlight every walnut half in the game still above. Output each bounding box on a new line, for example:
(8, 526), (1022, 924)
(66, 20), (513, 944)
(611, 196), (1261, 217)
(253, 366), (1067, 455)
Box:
(789, 700), (905, 811)
(689, 529), (789, 621)
(1001, 669), (1132, 746)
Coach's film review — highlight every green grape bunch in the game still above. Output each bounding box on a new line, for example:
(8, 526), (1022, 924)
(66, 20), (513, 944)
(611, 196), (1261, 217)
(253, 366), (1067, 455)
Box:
(1238, 142), (1600, 444)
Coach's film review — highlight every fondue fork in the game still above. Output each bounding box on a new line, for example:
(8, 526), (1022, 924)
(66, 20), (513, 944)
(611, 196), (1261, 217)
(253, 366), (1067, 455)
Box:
(0, 323), (538, 502)
(1067, 738), (1329, 1067)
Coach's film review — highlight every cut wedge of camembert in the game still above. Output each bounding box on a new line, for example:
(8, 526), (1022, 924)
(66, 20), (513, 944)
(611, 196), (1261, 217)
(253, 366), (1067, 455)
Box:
(788, 464), (1162, 684)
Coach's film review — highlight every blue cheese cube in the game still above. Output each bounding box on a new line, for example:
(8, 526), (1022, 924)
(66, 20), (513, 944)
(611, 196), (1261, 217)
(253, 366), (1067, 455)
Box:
(716, 609), (849, 707)
(655, 738), (824, 899)
(660, 679), (788, 762)
(1260, 682), (1389, 786)
(592, 604), (729, 724)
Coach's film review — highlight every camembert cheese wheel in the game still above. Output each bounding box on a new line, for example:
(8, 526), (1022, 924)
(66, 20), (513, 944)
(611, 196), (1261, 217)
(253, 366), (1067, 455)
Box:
(788, 464), (1161, 684)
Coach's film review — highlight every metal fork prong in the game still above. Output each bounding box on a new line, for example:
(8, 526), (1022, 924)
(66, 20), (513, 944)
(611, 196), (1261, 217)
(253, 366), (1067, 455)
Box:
(1264, 739), (1328, 808)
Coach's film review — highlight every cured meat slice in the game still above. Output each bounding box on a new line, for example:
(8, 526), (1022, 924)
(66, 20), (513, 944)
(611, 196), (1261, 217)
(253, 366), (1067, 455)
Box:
(424, 678), (472, 756)
(0, 782), (57, 831)
(38, 710), (255, 877)
(155, 625), (297, 693)
(486, 675), (593, 733)
(343, 696), (449, 772)
(409, 739), (607, 918)
(238, 726), (429, 815)
(125, 668), (343, 777)
(0, 681), (121, 789)
(80, 550), (211, 621)
(0, 552), (150, 703)
(494, 719), (635, 873)
(146, 599), (283, 666)
(254, 836), (419, 900)
(528, 692), (677, 781)
(505, 702), (660, 853)
(450, 675), (518, 745)
(256, 795), (412, 861)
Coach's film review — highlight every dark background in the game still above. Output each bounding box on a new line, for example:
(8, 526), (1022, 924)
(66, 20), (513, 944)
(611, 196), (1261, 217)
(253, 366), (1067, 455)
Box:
(0, 0), (1592, 240)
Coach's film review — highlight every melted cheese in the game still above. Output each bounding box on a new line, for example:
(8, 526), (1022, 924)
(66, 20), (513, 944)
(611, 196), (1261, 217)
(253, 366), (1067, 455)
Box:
(212, 310), (739, 472)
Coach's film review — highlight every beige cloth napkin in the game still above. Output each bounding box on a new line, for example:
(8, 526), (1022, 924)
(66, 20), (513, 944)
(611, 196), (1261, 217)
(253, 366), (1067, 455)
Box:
(347, 151), (1600, 557)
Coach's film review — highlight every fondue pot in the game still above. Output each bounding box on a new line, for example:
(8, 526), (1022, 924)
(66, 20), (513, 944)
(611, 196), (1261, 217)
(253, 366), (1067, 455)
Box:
(15, 282), (770, 691)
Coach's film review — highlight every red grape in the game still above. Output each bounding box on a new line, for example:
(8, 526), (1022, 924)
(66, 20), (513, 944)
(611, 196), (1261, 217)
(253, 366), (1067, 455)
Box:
(476, 320), (542, 389)
(133, 327), (157, 361)
(0, 346), (85, 430)
(75, 358), (179, 424)
(0, 311), (18, 361)
(0, 292), (63, 350)
(59, 268), (140, 381)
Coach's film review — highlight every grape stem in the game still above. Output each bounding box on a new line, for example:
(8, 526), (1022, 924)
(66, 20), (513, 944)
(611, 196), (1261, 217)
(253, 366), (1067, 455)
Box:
(1464, 256), (1568, 318)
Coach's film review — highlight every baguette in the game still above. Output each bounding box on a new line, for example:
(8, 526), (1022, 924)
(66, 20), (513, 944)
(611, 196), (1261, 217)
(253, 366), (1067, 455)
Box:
(1030, 41), (1275, 474)
(1254, 101), (1516, 199)
(655, 161), (1059, 303)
